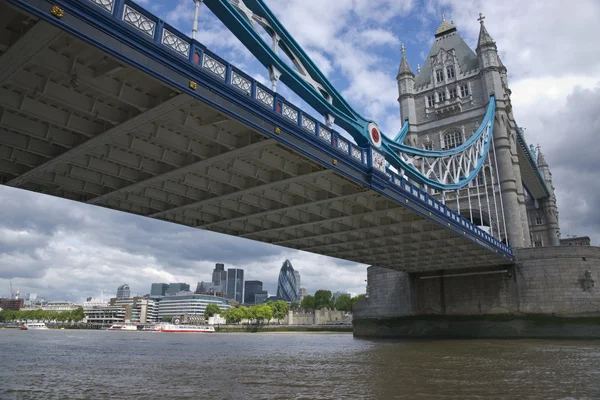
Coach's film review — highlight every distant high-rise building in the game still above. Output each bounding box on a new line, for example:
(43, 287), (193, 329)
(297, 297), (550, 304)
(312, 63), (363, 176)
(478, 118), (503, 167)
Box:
(254, 291), (268, 304)
(277, 259), (298, 302)
(244, 280), (263, 304)
(293, 271), (301, 296)
(226, 269), (244, 303)
(150, 283), (169, 296)
(333, 291), (351, 301)
(166, 283), (190, 295)
(212, 263), (227, 286)
(298, 287), (307, 301)
(116, 284), (130, 299)
(195, 281), (208, 294)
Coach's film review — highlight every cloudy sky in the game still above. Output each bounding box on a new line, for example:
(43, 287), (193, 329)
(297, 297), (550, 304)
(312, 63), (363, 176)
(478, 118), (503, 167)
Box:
(1, 0), (599, 301)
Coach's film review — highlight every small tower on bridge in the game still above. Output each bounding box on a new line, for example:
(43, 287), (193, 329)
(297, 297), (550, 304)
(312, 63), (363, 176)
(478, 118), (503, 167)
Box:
(527, 146), (561, 246)
(396, 14), (557, 248)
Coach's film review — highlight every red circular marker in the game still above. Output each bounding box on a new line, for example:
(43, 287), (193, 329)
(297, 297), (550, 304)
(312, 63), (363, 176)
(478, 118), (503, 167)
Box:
(368, 122), (382, 148)
(371, 127), (380, 143)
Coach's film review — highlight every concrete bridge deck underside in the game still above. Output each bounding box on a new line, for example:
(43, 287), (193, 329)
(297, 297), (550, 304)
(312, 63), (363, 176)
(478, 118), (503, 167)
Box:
(0, 3), (511, 272)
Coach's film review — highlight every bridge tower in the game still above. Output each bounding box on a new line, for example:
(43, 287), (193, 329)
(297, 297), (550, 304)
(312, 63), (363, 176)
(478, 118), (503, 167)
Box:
(527, 147), (560, 246)
(396, 14), (544, 248)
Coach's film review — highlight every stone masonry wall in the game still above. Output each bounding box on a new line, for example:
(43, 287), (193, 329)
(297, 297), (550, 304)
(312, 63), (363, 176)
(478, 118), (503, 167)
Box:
(515, 246), (600, 315)
(353, 266), (414, 319)
(357, 246), (600, 319)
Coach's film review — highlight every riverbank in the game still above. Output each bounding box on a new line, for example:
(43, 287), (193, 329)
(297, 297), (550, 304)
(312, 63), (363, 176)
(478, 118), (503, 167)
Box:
(353, 314), (600, 339)
(216, 324), (353, 333)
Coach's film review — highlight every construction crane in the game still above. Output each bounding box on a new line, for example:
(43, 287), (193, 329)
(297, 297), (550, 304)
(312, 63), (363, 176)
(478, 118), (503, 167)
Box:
(9, 281), (14, 299)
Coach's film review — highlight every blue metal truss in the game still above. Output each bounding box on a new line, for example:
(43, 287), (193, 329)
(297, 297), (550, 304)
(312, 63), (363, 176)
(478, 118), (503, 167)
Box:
(204, 0), (494, 190)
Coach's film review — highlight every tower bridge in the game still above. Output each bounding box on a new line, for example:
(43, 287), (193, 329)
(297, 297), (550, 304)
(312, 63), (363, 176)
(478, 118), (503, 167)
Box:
(1, 0), (560, 274)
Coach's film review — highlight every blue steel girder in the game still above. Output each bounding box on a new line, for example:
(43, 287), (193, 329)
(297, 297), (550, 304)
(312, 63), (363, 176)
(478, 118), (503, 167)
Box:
(204, 0), (494, 191)
(2, 0), (515, 263)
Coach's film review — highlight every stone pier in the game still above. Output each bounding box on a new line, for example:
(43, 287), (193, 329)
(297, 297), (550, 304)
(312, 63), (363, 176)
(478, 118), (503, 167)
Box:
(354, 246), (600, 338)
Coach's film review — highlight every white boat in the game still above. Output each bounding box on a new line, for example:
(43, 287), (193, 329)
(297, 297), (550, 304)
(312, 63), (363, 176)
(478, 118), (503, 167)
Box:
(25, 322), (48, 330)
(160, 324), (215, 333)
(107, 324), (138, 331)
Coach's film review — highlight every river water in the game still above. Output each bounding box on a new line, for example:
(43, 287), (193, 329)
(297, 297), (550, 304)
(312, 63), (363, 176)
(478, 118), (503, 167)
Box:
(1, 330), (599, 399)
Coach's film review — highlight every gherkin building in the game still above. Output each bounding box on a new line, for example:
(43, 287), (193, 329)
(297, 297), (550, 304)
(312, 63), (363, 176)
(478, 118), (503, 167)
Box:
(277, 259), (298, 302)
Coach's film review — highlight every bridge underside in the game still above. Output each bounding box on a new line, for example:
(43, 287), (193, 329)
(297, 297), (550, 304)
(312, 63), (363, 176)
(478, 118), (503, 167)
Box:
(0, 3), (510, 272)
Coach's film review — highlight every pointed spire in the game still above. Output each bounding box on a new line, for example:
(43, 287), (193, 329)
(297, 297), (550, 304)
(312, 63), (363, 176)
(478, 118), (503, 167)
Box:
(477, 13), (496, 50)
(435, 14), (456, 37)
(397, 43), (414, 78)
(537, 144), (548, 168)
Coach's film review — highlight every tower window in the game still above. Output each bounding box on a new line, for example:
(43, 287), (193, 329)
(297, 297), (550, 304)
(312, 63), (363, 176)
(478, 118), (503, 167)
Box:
(446, 65), (455, 79)
(438, 91), (446, 102)
(535, 214), (544, 225)
(427, 95), (435, 107)
(423, 142), (433, 150)
(534, 235), (543, 247)
(460, 84), (470, 97)
(435, 69), (444, 83)
(449, 87), (457, 99)
(443, 130), (463, 150)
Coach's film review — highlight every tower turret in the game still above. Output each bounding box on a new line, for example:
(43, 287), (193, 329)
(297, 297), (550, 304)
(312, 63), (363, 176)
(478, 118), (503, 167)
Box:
(396, 44), (417, 133)
(476, 14), (504, 98)
(536, 146), (560, 245)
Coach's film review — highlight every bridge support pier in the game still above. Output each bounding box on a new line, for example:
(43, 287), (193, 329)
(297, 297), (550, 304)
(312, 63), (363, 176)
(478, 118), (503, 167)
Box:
(354, 246), (600, 338)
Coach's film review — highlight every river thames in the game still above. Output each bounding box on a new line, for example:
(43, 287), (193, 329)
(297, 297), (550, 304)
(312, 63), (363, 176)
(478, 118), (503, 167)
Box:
(1, 330), (599, 399)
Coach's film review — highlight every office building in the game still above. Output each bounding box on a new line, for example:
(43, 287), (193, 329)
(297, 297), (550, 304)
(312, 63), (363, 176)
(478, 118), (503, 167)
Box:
(0, 298), (24, 310)
(226, 268), (244, 303)
(116, 284), (130, 299)
(244, 280), (263, 304)
(148, 293), (230, 321)
(254, 291), (268, 305)
(294, 271), (301, 296)
(165, 283), (190, 295)
(150, 283), (169, 296)
(276, 259), (299, 302)
(212, 263), (227, 287)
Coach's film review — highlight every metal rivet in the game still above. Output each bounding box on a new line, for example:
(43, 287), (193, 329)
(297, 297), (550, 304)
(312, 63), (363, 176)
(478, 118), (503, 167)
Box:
(51, 5), (64, 18)
(189, 81), (197, 90)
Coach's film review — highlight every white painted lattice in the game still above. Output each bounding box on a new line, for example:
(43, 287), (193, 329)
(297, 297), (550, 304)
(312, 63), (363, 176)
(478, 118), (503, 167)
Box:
(337, 139), (349, 153)
(282, 104), (298, 122)
(162, 29), (190, 58)
(202, 54), (226, 79)
(319, 127), (331, 143)
(123, 5), (155, 37)
(351, 147), (362, 161)
(256, 87), (274, 108)
(89, 0), (114, 13)
(301, 116), (316, 132)
(231, 71), (251, 94)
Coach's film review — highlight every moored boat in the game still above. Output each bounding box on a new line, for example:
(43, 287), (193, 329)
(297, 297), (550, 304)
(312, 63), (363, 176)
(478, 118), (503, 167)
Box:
(107, 324), (138, 331)
(25, 322), (48, 330)
(160, 324), (215, 333)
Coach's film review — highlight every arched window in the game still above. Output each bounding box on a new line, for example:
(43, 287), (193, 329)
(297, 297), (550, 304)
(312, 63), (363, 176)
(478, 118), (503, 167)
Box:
(443, 130), (463, 150)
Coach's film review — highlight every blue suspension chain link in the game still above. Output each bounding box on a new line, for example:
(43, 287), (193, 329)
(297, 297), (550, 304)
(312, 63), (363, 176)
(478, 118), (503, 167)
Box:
(203, 0), (494, 190)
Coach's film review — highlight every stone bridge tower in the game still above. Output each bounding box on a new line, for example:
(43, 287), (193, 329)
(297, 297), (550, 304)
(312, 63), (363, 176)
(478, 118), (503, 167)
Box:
(395, 14), (558, 248)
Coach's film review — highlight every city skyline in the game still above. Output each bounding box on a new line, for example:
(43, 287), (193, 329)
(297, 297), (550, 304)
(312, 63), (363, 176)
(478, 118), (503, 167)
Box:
(1, 0), (599, 301)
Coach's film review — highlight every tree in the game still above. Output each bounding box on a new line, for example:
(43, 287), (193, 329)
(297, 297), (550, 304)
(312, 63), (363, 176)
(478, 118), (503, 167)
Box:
(254, 304), (273, 324)
(334, 294), (352, 312)
(301, 295), (316, 310)
(268, 301), (289, 323)
(290, 301), (300, 309)
(314, 290), (334, 309)
(161, 316), (172, 322)
(70, 307), (85, 322)
(350, 294), (366, 311)
(204, 304), (221, 318)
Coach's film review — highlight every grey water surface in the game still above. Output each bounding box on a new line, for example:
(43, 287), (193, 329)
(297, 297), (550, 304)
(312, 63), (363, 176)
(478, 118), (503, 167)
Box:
(1, 329), (599, 399)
